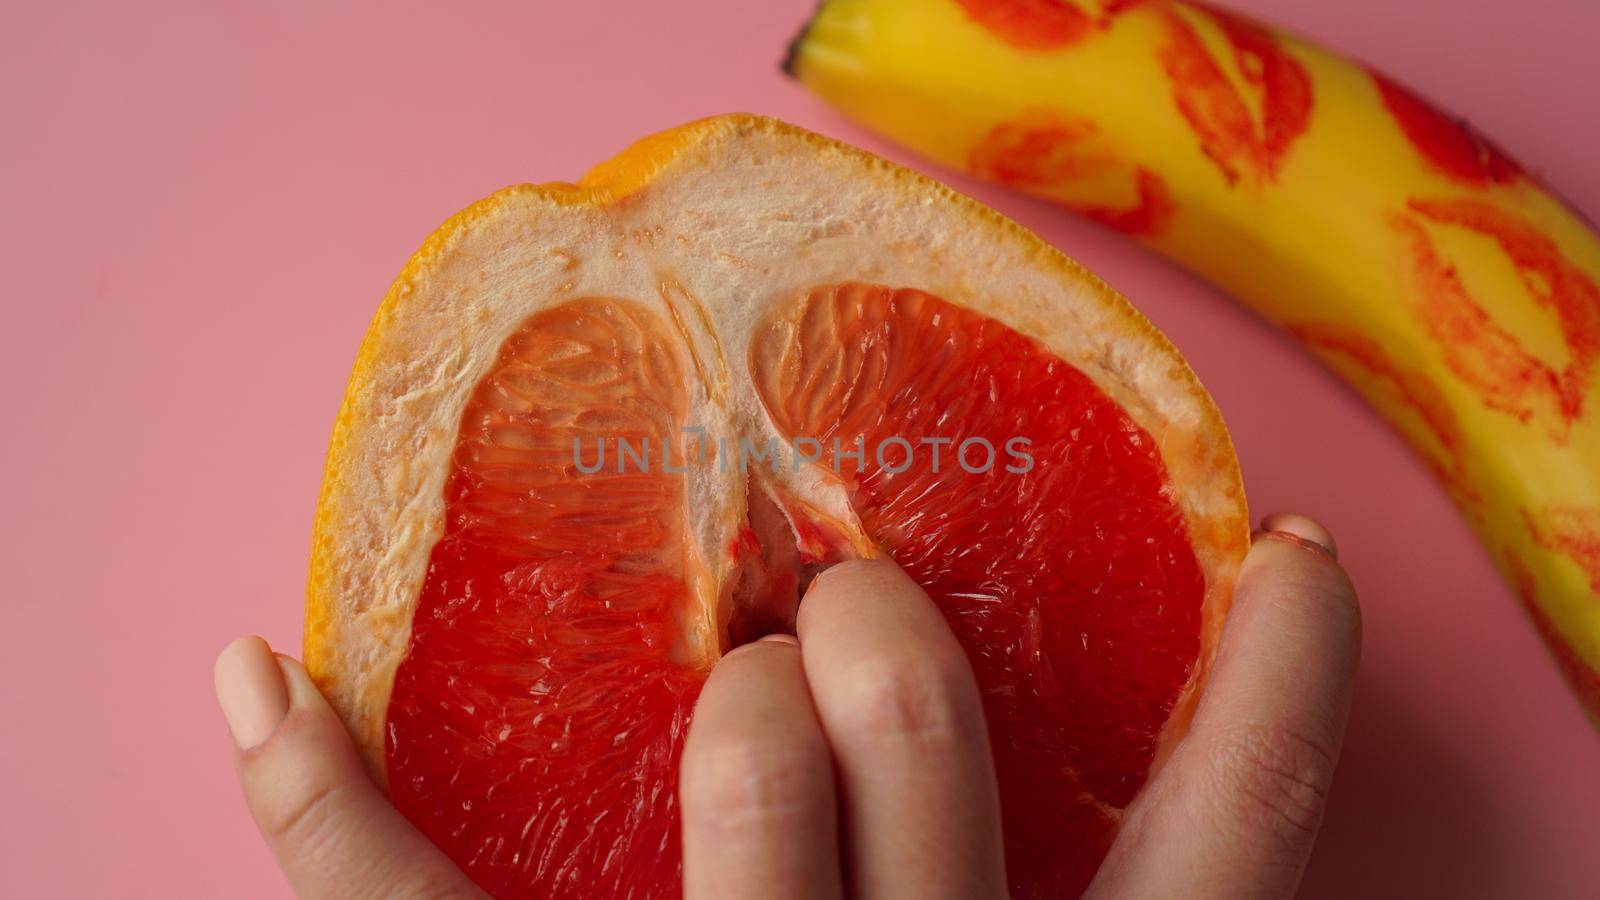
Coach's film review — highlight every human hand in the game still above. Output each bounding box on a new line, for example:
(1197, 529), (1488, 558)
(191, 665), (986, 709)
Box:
(214, 512), (1358, 899)
(677, 512), (1360, 900)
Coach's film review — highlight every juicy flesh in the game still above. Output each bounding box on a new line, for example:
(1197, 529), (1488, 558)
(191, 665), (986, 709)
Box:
(388, 284), (1206, 899)
(388, 299), (698, 897)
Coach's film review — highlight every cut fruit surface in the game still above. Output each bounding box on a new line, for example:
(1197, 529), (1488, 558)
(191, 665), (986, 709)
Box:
(388, 299), (699, 894)
(306, 115), (1248, 899)
(753, 283), (1209, 890)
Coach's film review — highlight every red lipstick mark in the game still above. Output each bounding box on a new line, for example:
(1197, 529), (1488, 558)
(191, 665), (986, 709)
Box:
(1372, 71), (1524, 187)
(1081, 169), (1176, 235)
(1505, 552), (1600, 722)
(1286, 321), (1475, 504)
(1157, 4), (1312, 184)
(1524, 507), (1600, 594)
(970, 111), (1176, 236)
(1396, 197), (1600, 436)
(954, 0), (1143, 51)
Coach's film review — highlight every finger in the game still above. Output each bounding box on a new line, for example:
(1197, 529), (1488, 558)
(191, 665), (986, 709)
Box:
(680, 634), (843, 900)
(213, 637), (485, 900)
(1258, 511), (1339, 558)
(796, 559), (1008, 900)
(1088, 516), (1361, 900)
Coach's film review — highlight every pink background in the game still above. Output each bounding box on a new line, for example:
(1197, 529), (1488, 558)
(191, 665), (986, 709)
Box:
(3, 0), (1597, 896)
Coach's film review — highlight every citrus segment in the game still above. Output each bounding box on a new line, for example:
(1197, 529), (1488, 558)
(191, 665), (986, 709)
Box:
(386, 298), (701, 899)
(750, 283), (1207, 896)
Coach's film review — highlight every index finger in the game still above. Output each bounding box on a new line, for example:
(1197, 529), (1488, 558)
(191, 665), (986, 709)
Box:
(796, 558), (1009, 900)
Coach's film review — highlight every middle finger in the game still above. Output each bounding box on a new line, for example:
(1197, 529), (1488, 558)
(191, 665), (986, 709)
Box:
(797, 559), (1008, 900)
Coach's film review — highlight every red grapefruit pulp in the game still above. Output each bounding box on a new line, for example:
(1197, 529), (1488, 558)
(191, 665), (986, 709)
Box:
(388, 285), (1210, 897)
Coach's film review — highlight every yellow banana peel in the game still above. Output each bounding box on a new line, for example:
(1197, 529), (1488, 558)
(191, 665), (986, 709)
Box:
(787, 0), (1600, 724)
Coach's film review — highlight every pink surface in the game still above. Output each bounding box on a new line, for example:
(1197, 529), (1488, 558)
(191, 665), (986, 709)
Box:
(2, 0), (1597, 896)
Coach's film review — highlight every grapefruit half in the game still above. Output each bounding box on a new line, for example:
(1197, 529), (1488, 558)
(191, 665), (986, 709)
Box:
(305, 115), (1248, 898)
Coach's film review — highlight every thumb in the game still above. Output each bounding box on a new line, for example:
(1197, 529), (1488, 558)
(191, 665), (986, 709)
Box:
(213, 637), (484, 900)
(1088, 514), (1361, 899)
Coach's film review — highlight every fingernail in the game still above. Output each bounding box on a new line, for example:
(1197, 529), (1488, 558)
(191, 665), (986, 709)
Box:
(1255, 512), (1339, 559)
(214, 637), (290, 750)
(757, 633), (800, 646)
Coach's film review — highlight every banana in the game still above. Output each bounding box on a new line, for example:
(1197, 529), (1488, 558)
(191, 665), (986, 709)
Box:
(785, 0), (1600, 724)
